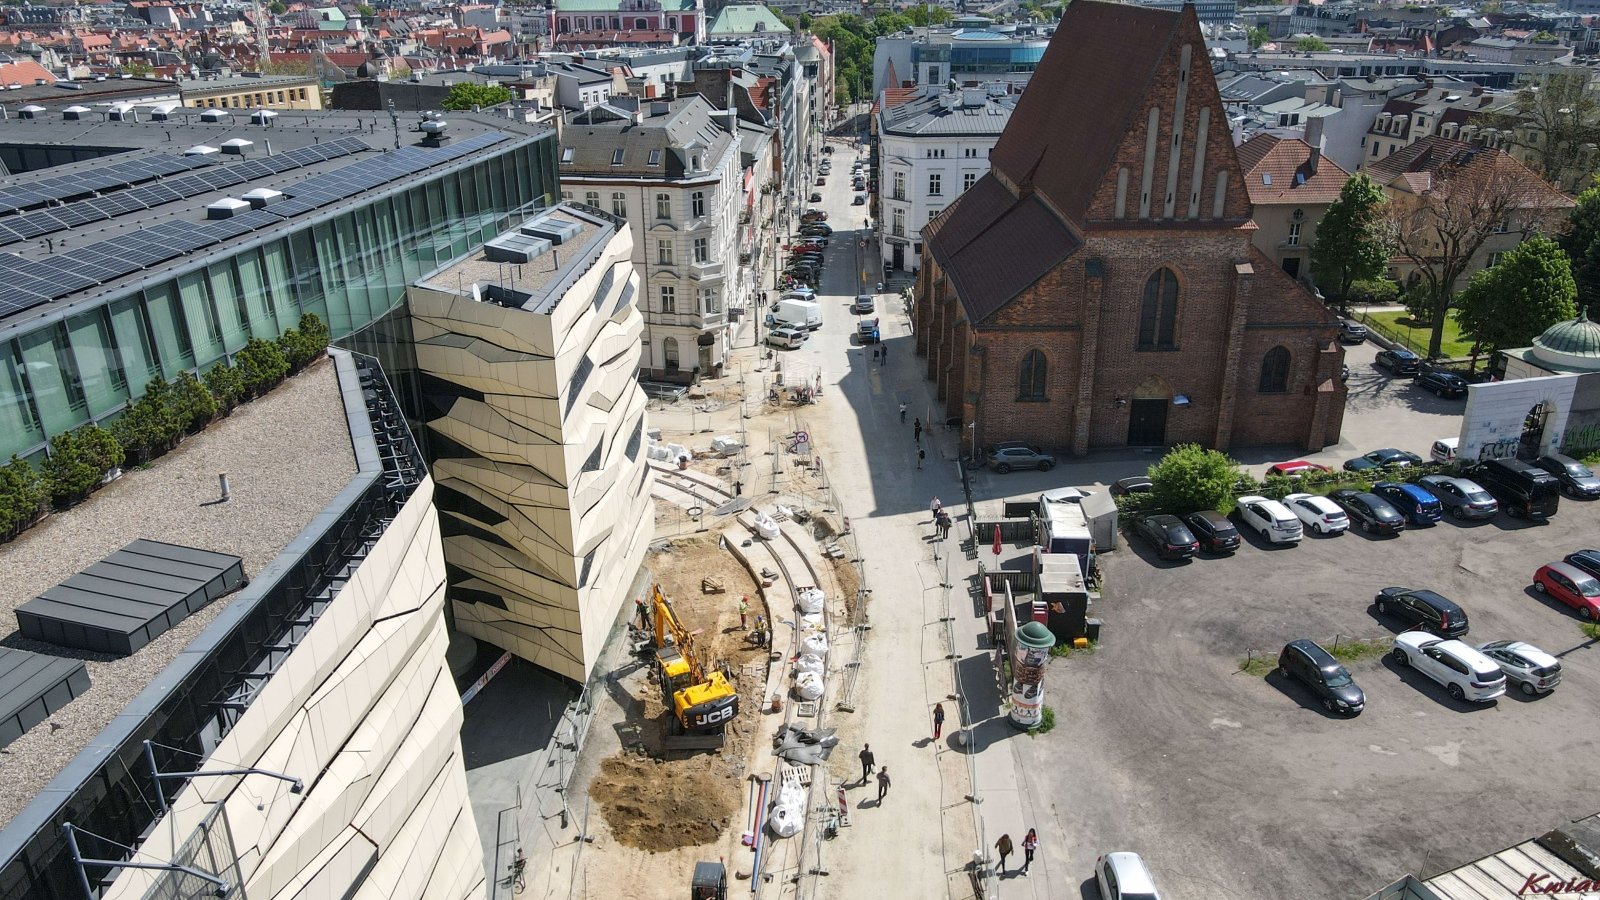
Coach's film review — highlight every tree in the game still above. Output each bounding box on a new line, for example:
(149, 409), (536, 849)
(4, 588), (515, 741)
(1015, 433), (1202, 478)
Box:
(124, 60), (154, 77)
(1312, 174), (1394, 305)
(1246, 26), (1271, 49)
(42, 429), (104, 506)
(1482, 73), (1600, 189)
(236, 338), (291, 397)
(172, 371), (218, 432)
(1385, 151), (1554, 358)
(204, 361), (246, 415)
(1559, 176), (1600, 312)
(1295, 36), (1329, 52)
(0, 455), (46, 540)
(356, 3), (375, 16)
(1147, 444), (1243, 515)
(769, 7), (796, 30)
(798, 12), (812, 29)
(904, 5), (952, 26)
(1455, 235), (1577, 359)
(269, 0), (286, 12)
(440, 82), (512, 111)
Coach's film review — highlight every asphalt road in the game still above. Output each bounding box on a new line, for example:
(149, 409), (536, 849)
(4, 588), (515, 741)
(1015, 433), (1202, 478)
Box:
(1018, 490), (1600, 899)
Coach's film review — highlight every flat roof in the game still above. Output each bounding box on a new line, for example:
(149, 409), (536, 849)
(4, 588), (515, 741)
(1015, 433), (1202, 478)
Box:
(0, 362), (358, 828)
(0, 109), (552, 336)
(419, 204), (613, 314)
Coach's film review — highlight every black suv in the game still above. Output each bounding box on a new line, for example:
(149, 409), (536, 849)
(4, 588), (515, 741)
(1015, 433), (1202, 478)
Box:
(1133, 514), (1199, 560)
(1532, 454), (1600, 499)
(1375, 348), (1421, 375)
(1183, 510), (1241, 554)
(1416, 370), (1468, 398)
(1279, 640), (1365, 716)
(1374, 587), (1469, 637)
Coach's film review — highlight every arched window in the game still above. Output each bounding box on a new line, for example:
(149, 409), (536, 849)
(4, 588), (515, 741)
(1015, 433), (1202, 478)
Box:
(1018, 349), (1047, 401)
(1138, 268), (1179, 350)
(1258, 346), (1290, 393)
(663, 337), (680, 372)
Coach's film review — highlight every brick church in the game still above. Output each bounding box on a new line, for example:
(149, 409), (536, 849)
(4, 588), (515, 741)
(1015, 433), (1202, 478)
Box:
(913, 1), (1347, 456)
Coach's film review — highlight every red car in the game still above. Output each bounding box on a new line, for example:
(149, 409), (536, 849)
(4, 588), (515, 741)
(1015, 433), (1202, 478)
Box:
(1267, 460), (1332, 479)
(1533, 562), (1600, 620)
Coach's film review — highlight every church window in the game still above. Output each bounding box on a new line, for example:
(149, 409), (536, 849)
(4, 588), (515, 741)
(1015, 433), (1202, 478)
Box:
(1138, 268), (1179, 350)
(1018, 349), (1047, 401)
(1258, 346), (1291, 393)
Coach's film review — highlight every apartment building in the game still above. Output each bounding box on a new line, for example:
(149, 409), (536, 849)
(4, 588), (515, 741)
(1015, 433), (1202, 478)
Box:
(178, 73), (322, 109)
(559, 95), (743, 380)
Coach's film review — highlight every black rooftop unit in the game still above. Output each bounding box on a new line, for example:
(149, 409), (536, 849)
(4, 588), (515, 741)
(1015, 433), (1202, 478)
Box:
(14, 539), (246, 656)
(0, 648), (90, 749)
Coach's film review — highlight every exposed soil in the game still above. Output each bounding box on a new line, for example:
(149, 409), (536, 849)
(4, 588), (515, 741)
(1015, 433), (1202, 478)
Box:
(589, 535), (769, 853)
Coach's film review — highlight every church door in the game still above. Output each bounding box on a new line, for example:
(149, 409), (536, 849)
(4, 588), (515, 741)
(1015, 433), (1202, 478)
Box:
(1127, 399), (1168, 446)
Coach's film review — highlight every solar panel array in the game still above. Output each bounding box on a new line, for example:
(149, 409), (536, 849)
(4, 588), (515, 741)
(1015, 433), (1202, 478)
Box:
(0, 132), (512, 321)
(0, 137), (371, 247)
(0, 154), (212, 215)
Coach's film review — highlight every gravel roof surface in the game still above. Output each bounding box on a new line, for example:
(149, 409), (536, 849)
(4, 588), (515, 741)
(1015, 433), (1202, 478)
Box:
(0, 360), (357, 828)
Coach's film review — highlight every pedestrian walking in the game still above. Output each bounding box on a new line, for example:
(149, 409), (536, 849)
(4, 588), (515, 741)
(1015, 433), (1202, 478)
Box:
(899, 402), (907, 422)
(1022, 828), (1038, 875)
(931, 496), (942, 520)
(913, 418), (922, 444)
(880, 343), (888, 365)
(739, 596), (749, 630)
(996, 834), (1013, 874)
(876, 766), (890, 802)
(932, 702), (946, 740)
(859, 744), (875, 784)
(917, 448), (925, 470)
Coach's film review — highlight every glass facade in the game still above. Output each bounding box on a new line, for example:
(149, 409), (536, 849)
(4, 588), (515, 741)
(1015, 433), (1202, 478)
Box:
(0, 135), (557, 461)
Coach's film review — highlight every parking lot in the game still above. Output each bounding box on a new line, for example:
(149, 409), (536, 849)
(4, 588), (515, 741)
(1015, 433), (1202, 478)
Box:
(1018, 488), (1600, 899)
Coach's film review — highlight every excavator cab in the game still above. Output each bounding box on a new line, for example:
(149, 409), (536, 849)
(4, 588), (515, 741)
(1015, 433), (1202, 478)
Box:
(691, 861), (727, 900)
(648, 586), (741, 735)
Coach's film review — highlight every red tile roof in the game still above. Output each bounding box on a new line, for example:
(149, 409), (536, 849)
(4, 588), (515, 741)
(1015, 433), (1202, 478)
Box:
(1236, 134), (1352, 205)
(1366, 136), (1573, 210)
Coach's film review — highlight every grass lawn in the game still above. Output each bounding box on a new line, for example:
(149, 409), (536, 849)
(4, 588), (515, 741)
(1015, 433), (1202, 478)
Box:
(1362, 310), (1475, 359)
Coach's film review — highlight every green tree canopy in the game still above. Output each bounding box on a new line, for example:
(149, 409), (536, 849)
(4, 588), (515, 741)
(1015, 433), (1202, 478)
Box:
(1560, 175), (1600, 312)
(1147, 444), (1243, 515)
(1311, 173), (1394, 304)
(1455, 235), (1577, 356)
(1246, 25), (1270, 49)
(356, 3), (375, 16)
(1295, 36), (1329, 52)
(769, 7), (796, 29)
(268, 0), (286, 13)
(904, 5), (952, 25)
(440, 82), (512, 111)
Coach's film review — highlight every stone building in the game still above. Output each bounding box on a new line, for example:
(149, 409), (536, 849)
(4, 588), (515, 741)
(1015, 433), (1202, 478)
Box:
(914, 1), (1346, 456)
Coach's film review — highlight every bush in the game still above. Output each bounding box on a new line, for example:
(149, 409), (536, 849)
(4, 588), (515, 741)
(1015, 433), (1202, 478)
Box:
(1350, 277), (1399, 304)
(0, 455), (46, 540)
(1260, 474), (1296, 500)
(172, 371), (218, 432)
(42, 428), (105, 506)
(299, 312), (330, 354)
(203, 361), (246, 415)
(111, 375), (187, 462)
(1148, 444), (1243, 515)
(235, 337), (290, 397)
(77, 424), (124, 474)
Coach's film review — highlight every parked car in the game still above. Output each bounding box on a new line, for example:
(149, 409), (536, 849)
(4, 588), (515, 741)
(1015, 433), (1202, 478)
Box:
(1338, 320), (1369, 343)
(1278, 639), (1365, 715)
(852, 295), (876, 314)
(986, 443), (1055, 473)
(815, 176), (825, 186)
(1096, 852), (1162, 900)
(1266, 460), (1332, 479)
(1373, 587), (1469, 636)
(1371, 481), (1443, 526)
(1109, 476), (1154, 498)
(1532, 562), (1600, 620)
(766, 326), (808, 350)
(857, 317), (879, 343)
(853, 194), (867, 205)
(1375, 348), (1422, 375)
(1283, 493), (1349, 535)
(1417, 370), (1468, 398)
(1328, 489), (1405, 535)
(1563, 549), (1600, 580)
(1477, 640), (1562, 696)
(1532, 454), (1600, 499)
(1343, 448), (1424, 472)
(1133, 514), (1200, 560)
(1473, 458), (1561, 520)
(1183, 510), (1241, 553)
(808, 191), (822, 202)
(1391, 632), (1506, 703)
(1234, 495), (1303, 544)
(802, 222), (832, 235)
(1416, 474), (1499, 520)
(1429, 438), (1459, 465)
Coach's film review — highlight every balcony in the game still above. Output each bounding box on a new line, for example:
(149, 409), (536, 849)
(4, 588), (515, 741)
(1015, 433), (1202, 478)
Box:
(689, 259), (724, 281)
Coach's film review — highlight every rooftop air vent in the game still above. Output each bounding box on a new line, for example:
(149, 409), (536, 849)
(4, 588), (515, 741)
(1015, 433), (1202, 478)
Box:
(206, 197), (250, 219)
(200, 108), (228, 122)
(521, 214), (582, 245)
(149, 102), (178, 121)
(61, 105), (91, 121)
(483, 231), (552, 264)
(419, 118), (450, 146)
(241, 187), (283, 209)
(249, 109), (277, 126)
(185, 144), (220, 156)
(108, 103), (136, 122)
(219, 138), (253, 155)
(18, 104), (44, 119)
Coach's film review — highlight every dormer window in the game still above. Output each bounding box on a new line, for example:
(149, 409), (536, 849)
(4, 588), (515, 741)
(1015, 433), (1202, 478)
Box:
(611, 148), (625, 165)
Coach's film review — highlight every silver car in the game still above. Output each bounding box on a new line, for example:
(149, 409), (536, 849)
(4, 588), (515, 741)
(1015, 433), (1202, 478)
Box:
(1477, 640), (1561, 696)
(986, 442), (1055, 474)
(1417, 474), (1499, 520)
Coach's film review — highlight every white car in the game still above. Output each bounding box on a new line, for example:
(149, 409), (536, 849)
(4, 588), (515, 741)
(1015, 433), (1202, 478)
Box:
(1477, 640), (1562, 696)
(1234, 495), (1303, 544)
(1096, 851), (1161, 900)
(766, 326), (808, 350)
(1283, 493), (1349, 535)
(1391, 632), (1507, 703)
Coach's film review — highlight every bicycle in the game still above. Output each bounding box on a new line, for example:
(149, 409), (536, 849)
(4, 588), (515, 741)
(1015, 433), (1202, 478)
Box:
(505, 850), (527, 894)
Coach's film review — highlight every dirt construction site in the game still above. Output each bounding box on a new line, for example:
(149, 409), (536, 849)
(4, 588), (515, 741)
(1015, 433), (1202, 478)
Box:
(556, 347), (871, 900)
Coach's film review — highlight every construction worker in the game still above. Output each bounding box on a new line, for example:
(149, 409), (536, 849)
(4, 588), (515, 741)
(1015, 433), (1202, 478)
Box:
(739, 596), (750, 630)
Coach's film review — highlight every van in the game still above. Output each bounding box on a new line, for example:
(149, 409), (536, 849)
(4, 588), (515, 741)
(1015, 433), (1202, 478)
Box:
(1473, 458), (1560, 520)
(773, 298), (822, 331)
(1430, 437), (1458, 465)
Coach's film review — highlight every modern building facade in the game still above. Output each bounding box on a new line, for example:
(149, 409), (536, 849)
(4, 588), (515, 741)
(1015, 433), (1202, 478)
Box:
(877, 82), (1016, 274)
(559, 95), (743, 381)
(916, 2), (1347, 456)
(408, 204), (653, 683)
(873, 26), (1052, 96)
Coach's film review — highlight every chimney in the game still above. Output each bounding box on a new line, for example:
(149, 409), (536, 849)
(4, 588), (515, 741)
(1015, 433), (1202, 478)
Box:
(1304, 116), (1325, 176)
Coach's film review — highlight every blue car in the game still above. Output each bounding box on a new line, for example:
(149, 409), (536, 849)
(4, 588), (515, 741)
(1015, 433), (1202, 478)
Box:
(1373, 481), (1443, 526)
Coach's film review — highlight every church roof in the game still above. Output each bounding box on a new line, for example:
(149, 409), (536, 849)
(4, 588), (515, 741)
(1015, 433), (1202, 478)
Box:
(922, 175), (1079, 324)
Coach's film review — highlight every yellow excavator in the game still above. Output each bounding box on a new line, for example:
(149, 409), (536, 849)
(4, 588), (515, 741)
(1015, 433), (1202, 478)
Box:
(645, 584), (739, 734)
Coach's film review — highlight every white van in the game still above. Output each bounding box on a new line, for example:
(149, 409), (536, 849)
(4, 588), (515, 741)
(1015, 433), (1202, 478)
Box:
(1430, 437), (1459, 465)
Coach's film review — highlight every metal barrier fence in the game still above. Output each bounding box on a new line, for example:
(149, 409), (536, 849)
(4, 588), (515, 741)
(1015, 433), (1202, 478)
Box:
(956, 461), (994, 899)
